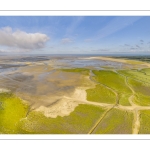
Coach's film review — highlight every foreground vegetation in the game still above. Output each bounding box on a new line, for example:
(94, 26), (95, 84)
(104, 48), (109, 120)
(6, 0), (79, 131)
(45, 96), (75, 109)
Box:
(93, 109), (133, 134)
(118, 69), (150, 84)
(91, 70), (132, 106)
(18, 104), (105, 134)
(139, 110), (150, 134)
(0, 92), (106, 134)
(119, 69), (150, 106)
(86, 84), (116, 104)
(61, 68), (89, 75)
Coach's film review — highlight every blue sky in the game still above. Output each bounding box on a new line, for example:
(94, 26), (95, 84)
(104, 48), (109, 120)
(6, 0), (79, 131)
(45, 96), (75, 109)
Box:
(0, 16), (150, 55)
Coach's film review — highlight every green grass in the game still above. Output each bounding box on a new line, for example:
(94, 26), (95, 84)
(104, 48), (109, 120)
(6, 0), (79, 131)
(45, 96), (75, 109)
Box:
(61, 68), (89, 75)
(139, 110), (150, 134)
(141, 68), (150, 75)
(93, 109), (133, 134)
(93, 70), (131, 93)
(118, 69), (150, 84)
(128, 78), (150, 106)
(92, 70), (132, 106)
(18, 104), (105, 134)
(126, 60), (144, 65)
(118, 93), (131, 106)
(101, 66), (114, 69)
(0, 92), (29, 133)
(86, 84), (116, 104)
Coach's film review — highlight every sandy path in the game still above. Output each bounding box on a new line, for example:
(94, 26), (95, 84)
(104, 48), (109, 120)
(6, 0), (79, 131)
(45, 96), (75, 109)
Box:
(124, 76), (137, 106)
(64, 96), (113, 108)
(133, 109), (140, 134)
(115, 71), (141, 134)
(88, 106), (114, 134)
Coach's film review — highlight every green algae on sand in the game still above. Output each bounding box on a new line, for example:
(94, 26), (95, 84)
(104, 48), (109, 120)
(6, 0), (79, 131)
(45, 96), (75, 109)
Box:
(0, 92), (29, 133)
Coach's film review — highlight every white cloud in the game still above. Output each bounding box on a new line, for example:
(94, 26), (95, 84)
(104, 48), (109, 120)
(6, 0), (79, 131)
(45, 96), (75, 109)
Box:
(61, 38), (73, 44)
(0, 27), (49, 50)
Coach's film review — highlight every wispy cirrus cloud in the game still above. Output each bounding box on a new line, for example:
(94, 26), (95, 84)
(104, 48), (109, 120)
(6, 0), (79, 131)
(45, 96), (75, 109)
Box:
(65, 17), (84, 36)
(61, 38), (73, 44)
(0, 27), (49, 51)
(96, 17), (142, 39)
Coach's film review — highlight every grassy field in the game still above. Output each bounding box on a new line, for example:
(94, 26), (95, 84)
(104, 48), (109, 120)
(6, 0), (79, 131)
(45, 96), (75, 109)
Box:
(92, 70), (131, 93)
(0, 92), (29, 133)
(18, 104), (105, 134)
(126, 60), (144, 65)
(61, 68), (89, 75)
(141, 68), (150, 75)
(118, 93), (132, 106)
(118, 69), (150, 84)
(118, 56), (150, 63)
(139, 110), (150, 134)
(127, 78), (150, 106)
(86, 84), (116, 104)
(93, 108), (133, 134)
(92, 70), (132, 106)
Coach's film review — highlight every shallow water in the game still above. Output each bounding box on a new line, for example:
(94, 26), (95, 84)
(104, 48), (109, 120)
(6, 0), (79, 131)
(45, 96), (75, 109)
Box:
(56, 57), (125, 69)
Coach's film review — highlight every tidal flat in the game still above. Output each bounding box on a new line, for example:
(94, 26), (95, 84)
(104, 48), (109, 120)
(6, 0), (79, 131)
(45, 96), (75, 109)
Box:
(0, 55), (150, 134)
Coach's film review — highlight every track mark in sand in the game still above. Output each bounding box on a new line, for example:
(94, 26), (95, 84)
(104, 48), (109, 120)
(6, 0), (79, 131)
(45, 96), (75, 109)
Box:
(132, 109), (140, 134)
(115, 70), (137, 106)
(88, 106), (114, 134)
(125, 77), (137, 106)
(64, 96), (113, 108)
(116, 71), (141, 134)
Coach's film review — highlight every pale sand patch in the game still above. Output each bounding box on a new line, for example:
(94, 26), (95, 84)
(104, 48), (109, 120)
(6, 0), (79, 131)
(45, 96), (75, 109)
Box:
(71, 88), (87, 101)
(35, 75), (96, 118)
(82, 56), (127, 63)
(142, 62), (150, 68)
(85, 56), (147, 65)
(36, 98), (81, 118)
(0, 88), (10, 93)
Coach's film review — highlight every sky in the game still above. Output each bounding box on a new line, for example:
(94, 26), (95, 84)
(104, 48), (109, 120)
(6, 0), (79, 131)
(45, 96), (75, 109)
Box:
(0, 16), (150, 55)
